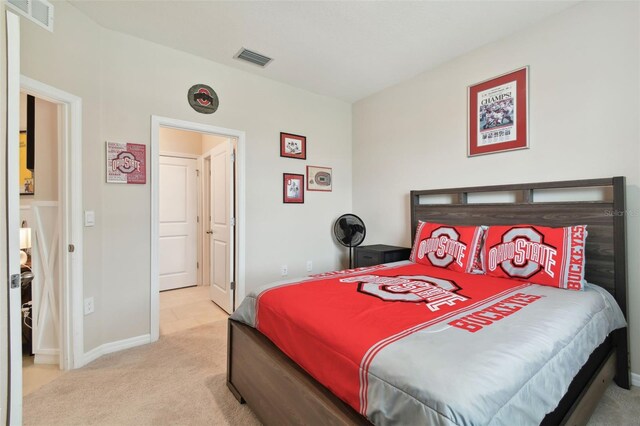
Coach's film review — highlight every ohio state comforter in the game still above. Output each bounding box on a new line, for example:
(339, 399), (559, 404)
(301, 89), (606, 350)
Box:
(230, 261), (625, 425)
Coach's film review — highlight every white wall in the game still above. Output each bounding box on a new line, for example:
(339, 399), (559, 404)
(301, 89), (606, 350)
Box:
(33, 98), (58, 202)
(159, 127), (202, 156)
(202, 133), (228, 153)
(159, 127), (228, 155)
(21, 1), (104, 351)
(21, 1), (352, 352)
(353, 1), (640, 375)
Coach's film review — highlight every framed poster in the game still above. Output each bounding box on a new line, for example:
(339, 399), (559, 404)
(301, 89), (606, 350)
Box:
(306, 166), (332, 192)
(283, 173), (304, 203)
(280, 132), (306, 160)
(106, 142), (146, 184)
(468, 66), (528, 157)
(19, 131), (34, 195)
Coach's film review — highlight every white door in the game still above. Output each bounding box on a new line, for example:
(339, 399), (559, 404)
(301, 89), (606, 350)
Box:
(159, 156), (198, 291)
(5, 10), (23, 424)
(208, 141), (234, 313)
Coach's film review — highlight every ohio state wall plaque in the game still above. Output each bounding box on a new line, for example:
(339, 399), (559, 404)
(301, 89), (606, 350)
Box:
(106, 142), (146, 184)
(187, 84), (219, 114)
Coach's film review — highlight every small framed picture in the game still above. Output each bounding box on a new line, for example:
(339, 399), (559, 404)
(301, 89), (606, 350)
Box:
(280, 132), (306, 160)
(283, 173), (304, 204)
(468, 66), (528, 157)
(306, 166), (332, 192)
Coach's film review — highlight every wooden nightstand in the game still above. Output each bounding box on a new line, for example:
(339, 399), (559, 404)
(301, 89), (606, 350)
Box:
(354, 244), (411, 267)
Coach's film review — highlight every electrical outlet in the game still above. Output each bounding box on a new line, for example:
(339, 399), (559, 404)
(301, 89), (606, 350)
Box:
(281, 265), (288, 276)
(306, 260), (313, 272)
(84, 297), (94, 315)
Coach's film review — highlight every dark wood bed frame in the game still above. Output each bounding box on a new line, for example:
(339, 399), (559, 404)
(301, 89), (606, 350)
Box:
(228, 177), (629, 425)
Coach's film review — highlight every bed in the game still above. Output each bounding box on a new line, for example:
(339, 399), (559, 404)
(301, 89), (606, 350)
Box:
(227, 177), (629, 425)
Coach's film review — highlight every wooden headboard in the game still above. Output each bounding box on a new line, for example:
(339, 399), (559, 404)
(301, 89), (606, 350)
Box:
(410, 177), (629, 387)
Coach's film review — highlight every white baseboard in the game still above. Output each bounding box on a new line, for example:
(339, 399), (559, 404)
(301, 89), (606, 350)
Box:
(631, 372), (640, 387)
(34, 352), (59, 365)
(80, 334), (151, 367)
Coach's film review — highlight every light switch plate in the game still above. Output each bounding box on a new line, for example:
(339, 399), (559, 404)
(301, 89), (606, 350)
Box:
(84, 210), (95, 227)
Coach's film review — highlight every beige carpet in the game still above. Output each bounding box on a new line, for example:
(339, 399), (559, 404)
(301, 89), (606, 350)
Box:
(588, 383), (640, 425)
(23, 319), (260, 426)
(24, 318), (639, 425)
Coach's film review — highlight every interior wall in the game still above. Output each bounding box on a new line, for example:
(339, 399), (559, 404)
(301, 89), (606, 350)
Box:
(33, 98), (58, 202)
(21, 1), (104, 351)
(202, 133), (228, 153)
(21, 1), (352, 353)
(159, 127), (227, 156)
(353, 1), (640, 375)
(159, 127), (202, 156)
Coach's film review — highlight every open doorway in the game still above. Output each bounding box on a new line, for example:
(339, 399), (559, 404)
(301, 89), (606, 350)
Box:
(153, 118), (244, 341)
(18, 92), (65, 396)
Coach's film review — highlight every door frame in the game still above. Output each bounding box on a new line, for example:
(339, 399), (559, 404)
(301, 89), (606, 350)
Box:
(6, 10), (22, 424)
(20, 76), (84, 371)
(150, 116), (245, 342)
(202, 156), (212, 289)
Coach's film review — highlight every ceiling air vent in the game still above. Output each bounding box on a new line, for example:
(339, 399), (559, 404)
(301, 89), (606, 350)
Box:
(234, 48), (273, 68)
(5, 0), (54, 32)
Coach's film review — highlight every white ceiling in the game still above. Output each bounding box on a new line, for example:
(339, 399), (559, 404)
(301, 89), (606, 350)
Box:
(69, 1), (579, 102)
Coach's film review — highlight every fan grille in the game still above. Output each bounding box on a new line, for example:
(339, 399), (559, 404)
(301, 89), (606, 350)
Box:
(333, 214), (366, 248)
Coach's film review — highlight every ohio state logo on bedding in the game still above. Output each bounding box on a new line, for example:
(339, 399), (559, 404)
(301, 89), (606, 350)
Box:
(488, 227), (557, 279)
(410, 222), (484, 274)
(340, 274), (467, 312)
(419, 227), (465, 268)
(483, 224), (588, 290)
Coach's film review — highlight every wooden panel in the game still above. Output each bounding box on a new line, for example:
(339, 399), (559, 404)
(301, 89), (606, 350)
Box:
(228, 320), (370, 426)
(411, 177), (616, 197)
(563, 352), (616, 426)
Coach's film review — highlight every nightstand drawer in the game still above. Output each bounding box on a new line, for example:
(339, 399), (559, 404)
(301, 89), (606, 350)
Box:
(354, 245), (411, 267)
(355, 251), (383, 267)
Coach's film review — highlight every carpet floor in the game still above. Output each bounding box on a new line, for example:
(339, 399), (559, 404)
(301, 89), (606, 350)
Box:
(24, 319), (260, 426)
(24, 319), (639, 425)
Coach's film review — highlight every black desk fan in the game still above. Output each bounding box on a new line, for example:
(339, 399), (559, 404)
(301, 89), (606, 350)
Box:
(333, 214), (366, 269)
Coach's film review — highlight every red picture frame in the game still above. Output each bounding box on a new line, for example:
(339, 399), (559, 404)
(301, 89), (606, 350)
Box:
(283, 173), (304, 203)
(468, 67), (528, 157)
(280, 132), (306, 160)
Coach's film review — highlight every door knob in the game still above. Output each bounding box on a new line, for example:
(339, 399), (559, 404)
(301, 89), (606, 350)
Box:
(206, 230), (213, 234)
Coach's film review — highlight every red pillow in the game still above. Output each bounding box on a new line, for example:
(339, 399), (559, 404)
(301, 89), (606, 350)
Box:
(410, 221), (485, 274)
(482, 224), (587, 290)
